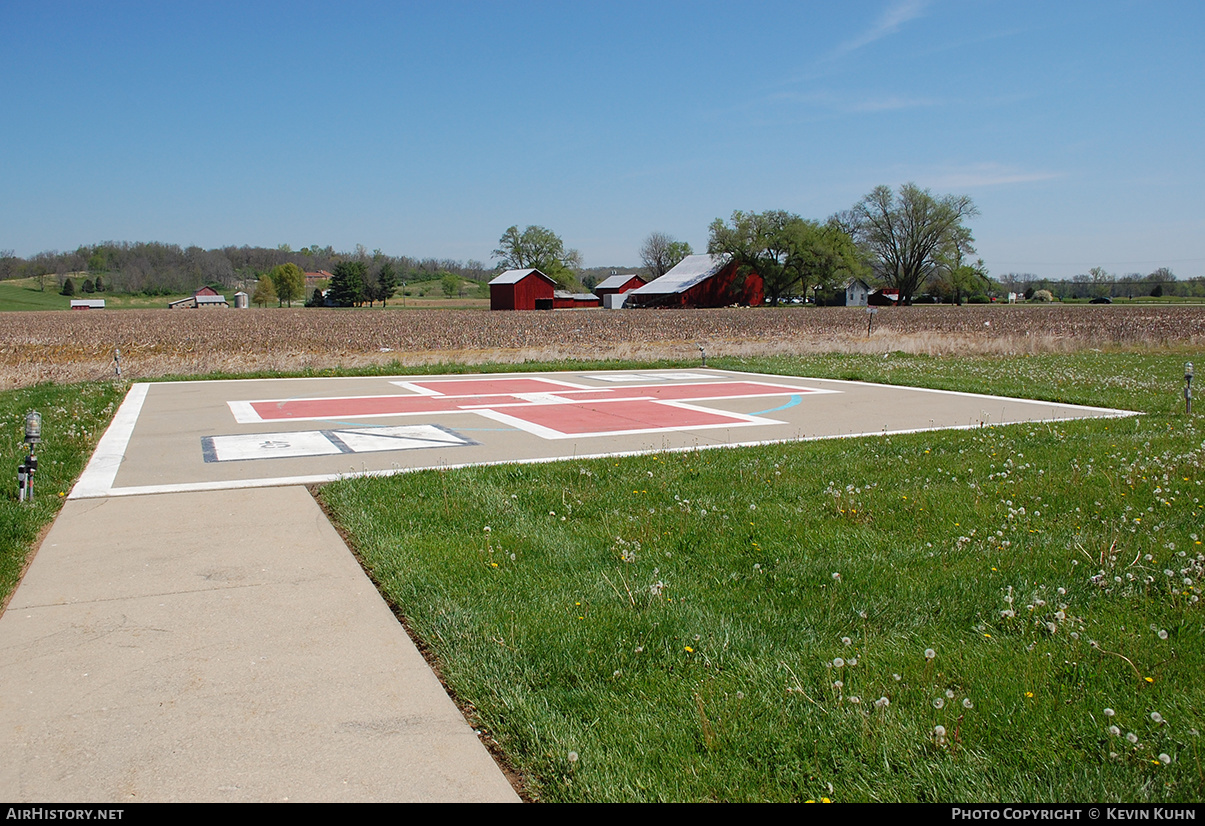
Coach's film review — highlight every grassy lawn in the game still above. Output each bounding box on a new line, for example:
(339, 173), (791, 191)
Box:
(0, 278), (196, 311)
(0, 381), (126, 602)
(320, 349), (1205, 802)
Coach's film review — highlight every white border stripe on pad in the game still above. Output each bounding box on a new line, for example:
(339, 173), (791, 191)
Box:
(69, 382), (150, 499)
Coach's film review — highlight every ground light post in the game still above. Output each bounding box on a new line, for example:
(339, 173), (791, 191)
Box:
(1186, 362), (1194, 414)
(18, 410), (40, 503)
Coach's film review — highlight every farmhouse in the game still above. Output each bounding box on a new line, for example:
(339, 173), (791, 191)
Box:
(304, 270), (333, 293)
(625, 254), (764, 309)
(489, 268), (557, 311)
(820, 278), (872, 307)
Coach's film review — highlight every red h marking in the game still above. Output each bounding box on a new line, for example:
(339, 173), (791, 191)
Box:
(230, 377), (832, 439)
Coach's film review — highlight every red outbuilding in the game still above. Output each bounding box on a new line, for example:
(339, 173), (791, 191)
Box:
(552, 290), (601, 309)
(489, 268), (557, 310)
(625, 254), (763, 309)
(593, 273), (647, 300)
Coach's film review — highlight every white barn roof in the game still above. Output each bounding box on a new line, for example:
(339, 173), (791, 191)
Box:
(489, 268), (554, 285)
(628, 254), (730, 296)
(596, 273), (644, 290)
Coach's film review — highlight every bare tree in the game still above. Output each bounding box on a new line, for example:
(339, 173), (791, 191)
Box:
(639, 232), (693, 279)
(848, 183), (979, 305)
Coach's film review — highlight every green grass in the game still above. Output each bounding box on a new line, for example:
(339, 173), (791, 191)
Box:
(320, 349), (1205, 802)
(0, 381), (126, 601)
(0, 280), (73, 311)
(0, 278), (197, 310)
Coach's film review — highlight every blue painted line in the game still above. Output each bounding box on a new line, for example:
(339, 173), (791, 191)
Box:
(751, 394), (803, 415)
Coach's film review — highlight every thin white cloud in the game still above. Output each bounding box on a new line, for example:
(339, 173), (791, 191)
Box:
(831, 0), (932, 58)
(755, 89), (941, 115)
(843, 95), (941, 113)
(922, 163), (1063, 189)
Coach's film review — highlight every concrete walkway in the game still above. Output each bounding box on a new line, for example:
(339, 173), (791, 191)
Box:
(0, 486), (519, 802)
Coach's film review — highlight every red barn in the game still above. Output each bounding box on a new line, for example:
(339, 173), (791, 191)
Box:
(625, 254), (763, 309)
(489, 268), (557, 310)
(593, 273), (647, 300)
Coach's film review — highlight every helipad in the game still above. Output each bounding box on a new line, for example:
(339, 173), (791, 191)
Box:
(71, 368), (1136, 499)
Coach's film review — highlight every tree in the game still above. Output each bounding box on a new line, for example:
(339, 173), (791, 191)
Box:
(789, 219), (867, 302)
(441, 273), (459, 298)
(639, 232), (693, 279)
(252, 277), (277, 307)
(376, 261), (399, 306)
(708, 211), (799, 305)
(492, 225), (583, 289)
(708, 211), (865, 305)
(60, 277), (75, 297)
(270, 262), (306, 307)
(848, 183), (979, 305)
(329, 261), (367, 307)
(934, 257), (990, 305)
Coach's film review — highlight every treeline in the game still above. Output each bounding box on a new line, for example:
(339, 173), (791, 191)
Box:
(0, 242), (492, 295)
(997, 267), (1205, 300)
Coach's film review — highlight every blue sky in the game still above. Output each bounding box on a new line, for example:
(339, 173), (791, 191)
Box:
(2, 0), (1202, 280)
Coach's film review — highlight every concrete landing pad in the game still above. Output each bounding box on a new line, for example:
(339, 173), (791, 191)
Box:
(71, 369), (1136, 500)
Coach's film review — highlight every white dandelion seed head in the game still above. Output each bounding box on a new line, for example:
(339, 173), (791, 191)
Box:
(1127, 732), (1139, 744)
(945, 689), (955, 699)
(1158, 629), (1168, 640)
(933, 697), (945, 709)
(847, 657), (857, 667)
(1151, 712), (1164, 724)
(832, 657), (845, 669)
(1104, 708), (1115, 717)
(1109, 726), (1121, 737)
(568, 751), (579, 763)
(934, 725), (947, 738)
(963, 698), (973, 709)
(875, 697), (890, 709)
(924, 648), (936, 661)
(1159, 753), (1171, 765)
(841, 636), (852, 646)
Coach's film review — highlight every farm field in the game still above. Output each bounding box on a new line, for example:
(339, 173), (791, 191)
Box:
(2, 304), (1204, 388)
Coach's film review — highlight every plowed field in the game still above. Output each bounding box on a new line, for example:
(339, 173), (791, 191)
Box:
(3, 305), (1203, 387)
